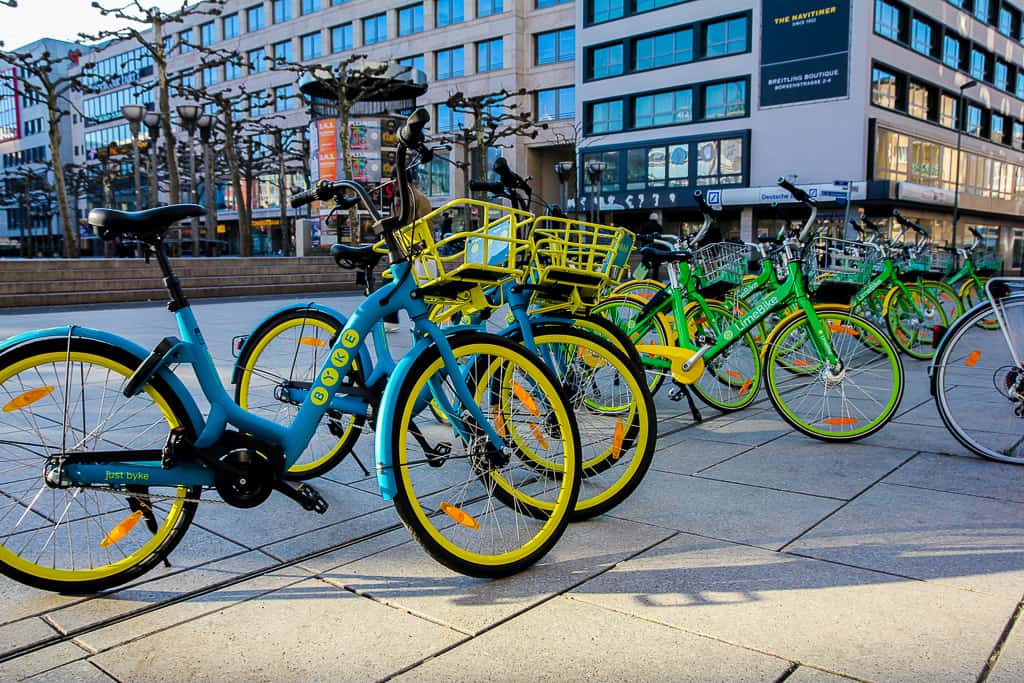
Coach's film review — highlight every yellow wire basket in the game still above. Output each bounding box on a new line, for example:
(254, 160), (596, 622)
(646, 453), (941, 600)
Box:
(392, 198), (534, 304)
(527, 217), (635, 305)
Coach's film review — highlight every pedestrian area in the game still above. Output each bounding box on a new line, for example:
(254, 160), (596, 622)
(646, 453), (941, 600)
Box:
(1, 295), (1023, 682)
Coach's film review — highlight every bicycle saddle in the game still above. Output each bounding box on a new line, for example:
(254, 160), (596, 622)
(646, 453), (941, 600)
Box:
(89, 204), (206, 241)
(331, 243), (383, 270)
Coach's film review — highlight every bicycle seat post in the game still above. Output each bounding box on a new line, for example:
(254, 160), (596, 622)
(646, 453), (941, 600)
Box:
(152, 238), (189, 312)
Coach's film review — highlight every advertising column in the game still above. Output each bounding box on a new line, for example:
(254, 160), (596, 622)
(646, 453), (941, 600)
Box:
(760, 1), (852, 108)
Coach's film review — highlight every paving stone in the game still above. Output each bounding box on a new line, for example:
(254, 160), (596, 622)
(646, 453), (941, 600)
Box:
(988, 613), (1024, 683)
(650, 432), (751, 475)
(571, 533), (1011, 681)
(0, 581), (80, 627)
(90, 575), (462, 682)
(393, 595), (791, 682)
(885, 452), (1024, 504)
(784, 666), (860, 682)
(858, 422), (977, 458)
(699, 434), (914, 499)
(0, 619), (86, 681)
(894, 398), (946, 427)
(51, 549), (282, 652)
(788, 483), (1024, 598)
(23, 659), (116, 682)
(334, 517), (675, 635)
(702, 414), (794, 446)
(608, 469), (841, 550)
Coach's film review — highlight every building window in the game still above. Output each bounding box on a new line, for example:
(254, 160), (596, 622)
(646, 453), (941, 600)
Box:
(871, 67), (897, 108)
(940, 93), (957, 128)
(435, 103), (465, 132)
(225, 59), (242, 80)
(536, 28), (574, 65)
(635, 88), (692, 128)
(696, 138), (744, 187)
(248, 48), (266, 73)
(995, 62), (1009, 91)
(331, 24), (353, 53)
(364, 14), (387, 45)
(943, 35), (961, 69)
(199, 21), (216, 46)
(589, 99), (623, 133)
(301, 32), (322, 60)
(273, 0), (291, 24)
(589, 0), (625, 24)
(222, 13), (240, 40)
(250, 91), (269, 117)
(203, 65), (221, 86)
(436, 47), (464, 79)
(908, 82), (929, 120)
(974, 2), (989, 24)
(398, 4), (424, 36)
(399, 54), (425, 73)
(477, 38), (503, 72)
(875, 0), (901, 41)
(178, 29), (193, 52)
(1013, 121), (1023, 148)
(538, 0), (571, 7)
(437, 0), (464, 27)
(966, 104), (982, 135)
(477, 0), (503, 18)
(992, 113), (1005, 142)
(273, 40), (293, 64)
(301, 0), (319, 15)
(275, 85), (296, 111)
(536, 86), (575, 121)
(704, 15), (748, 57)
(999, 7), (1014, 35)
(910, 18), (932, 56)
(420, 157), (451, 197)
(247, 4), (264, 31)
(635, 28), (693, 71)
(590, 44), (623, 79)
(970, 49), (987, 81)
(1017, 73), (1024, 99)
(703, 80), (747, 119)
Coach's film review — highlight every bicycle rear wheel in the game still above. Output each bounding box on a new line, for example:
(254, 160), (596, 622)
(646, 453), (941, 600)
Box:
(388, 333), (581, 577)
(885, 284), (948, 360)
(687, 301), (761, 411)
(593, 295), (672, 395)
(0, 338), (199, 593)
(933, 295), (1024, 463)
(763, 311), (904, 441)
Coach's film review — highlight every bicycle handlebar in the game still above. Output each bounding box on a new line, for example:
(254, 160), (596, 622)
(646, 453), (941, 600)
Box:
(469, 179), (505, 195)
(778, 177), (816, 207)
(893, 210), (927, 237)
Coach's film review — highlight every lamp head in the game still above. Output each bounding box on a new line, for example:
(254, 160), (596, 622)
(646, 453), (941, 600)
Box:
(120, 104), (144, 122)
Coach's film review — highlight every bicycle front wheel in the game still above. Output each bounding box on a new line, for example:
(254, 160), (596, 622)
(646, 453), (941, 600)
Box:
(764, 311), (904, 441)
(933, 295), (1024, 463)
(234, 309), (366, 480)
(388, 333), (581, 577)
(593, 295), (673, 395)
(0, 338), (199, 593)
(885, 284), (948, 360)
(959, 277), (1000, 329)
(687, 301), (761, 411)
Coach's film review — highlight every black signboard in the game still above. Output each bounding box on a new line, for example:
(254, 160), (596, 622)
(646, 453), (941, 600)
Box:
(760, 0), (851, 107)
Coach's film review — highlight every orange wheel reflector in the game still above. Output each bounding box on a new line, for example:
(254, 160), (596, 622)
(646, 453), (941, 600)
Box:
(299, 337), (327, 348)
(611, 419), (625, 460)
(896, 330), (909, 344)
(529, 422), (550, 450)
(100, 510), (144, 548)
(3, 386), (55, 413)
(724, 370), (744, 380)
(495, 412), (507, 438)
(694, 317), (707, 326)
(739, 378), (753, 397)
(793, 360), (813, 367)
(824, 417), (859, 426)
(966, 350), (982, 368)
(827, 323), (859, 336)
(439, 502), (480, 530)
(513, 382), (540, 416)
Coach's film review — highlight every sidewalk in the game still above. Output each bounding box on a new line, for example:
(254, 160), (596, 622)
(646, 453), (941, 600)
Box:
(1, 294), (1023, 682)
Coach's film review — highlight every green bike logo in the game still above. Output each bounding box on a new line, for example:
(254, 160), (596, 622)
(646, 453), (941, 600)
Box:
(739, 295), (779, 328)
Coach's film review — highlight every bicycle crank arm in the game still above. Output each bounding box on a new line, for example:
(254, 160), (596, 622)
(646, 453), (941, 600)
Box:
(635, 345), (706, 384)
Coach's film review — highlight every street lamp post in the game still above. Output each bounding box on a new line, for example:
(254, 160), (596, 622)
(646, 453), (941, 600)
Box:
(120, 104), (145, 211)
(177, 104), (201, 256)
(197, 114), (217, 254)
(953, 80), (978, 248)
(143, 111), (162, 208)
(585, 160), (607, 224)
(553, 161), (574, 215)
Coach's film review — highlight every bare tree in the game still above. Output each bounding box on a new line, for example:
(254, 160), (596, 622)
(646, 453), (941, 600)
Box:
(0, 47), (100, 257)
(442, 88), (548, 195)
(83, 0), (226, 206)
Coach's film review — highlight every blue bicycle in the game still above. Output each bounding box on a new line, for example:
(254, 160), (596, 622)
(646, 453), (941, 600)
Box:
(0, 111), (582, 592)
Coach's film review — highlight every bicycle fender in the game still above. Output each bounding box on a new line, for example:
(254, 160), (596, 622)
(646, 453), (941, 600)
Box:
(230, 302), (371, 385)
(758, 303), (851, 361)
(881, 286), (902, 317)
(0, 326), (204, 431)
(375, 334), (436, 500)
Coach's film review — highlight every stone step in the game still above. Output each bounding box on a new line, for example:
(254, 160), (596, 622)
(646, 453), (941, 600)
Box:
(0, 257), (343, 283)
(0, 271), (357, 295)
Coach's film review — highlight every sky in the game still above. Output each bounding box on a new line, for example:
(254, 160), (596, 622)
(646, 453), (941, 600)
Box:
(0, 0), (189, 50)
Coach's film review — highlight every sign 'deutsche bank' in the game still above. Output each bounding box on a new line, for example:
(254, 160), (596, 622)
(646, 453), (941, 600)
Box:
(760, 1), (852, 107)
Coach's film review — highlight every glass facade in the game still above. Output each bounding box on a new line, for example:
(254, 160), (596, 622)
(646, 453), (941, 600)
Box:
(83, 84), (154, 126)
(536, 28), (574, 65)
(536, 86), (575, 121)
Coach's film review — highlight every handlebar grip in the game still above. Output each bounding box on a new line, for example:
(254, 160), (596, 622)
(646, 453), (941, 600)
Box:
(777, 177), (813, 204)
(399, 108), (430, 148)
(970, 227), (984, 239)
(290, 188), (317, 209)
(470, 180), (504, 194)
(893, 209), (927, 236)
(693, 190), (713, 212)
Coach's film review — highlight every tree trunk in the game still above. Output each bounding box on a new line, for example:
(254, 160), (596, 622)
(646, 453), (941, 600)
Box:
(276, 131), (290, 256)
(47, 102), (77, 258)
(222, 114), (250, 256)
(154, 20), (180, 205)
(338, 100), (358, 243)
(204, 141), (217, 254)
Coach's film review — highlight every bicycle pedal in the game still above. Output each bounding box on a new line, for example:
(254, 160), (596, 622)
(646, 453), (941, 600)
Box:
(274, 481), (329, 514)
(667, 385), (684, 402)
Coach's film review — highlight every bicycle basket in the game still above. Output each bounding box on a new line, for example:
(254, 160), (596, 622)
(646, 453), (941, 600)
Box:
(692, 242), (750, 287)
(805, 237), (877, 291)
(528, 217), (635, 302)
(926, 246), (958, 276)
(972, 247), (1003, 274)
(393, 198), (533, 303)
